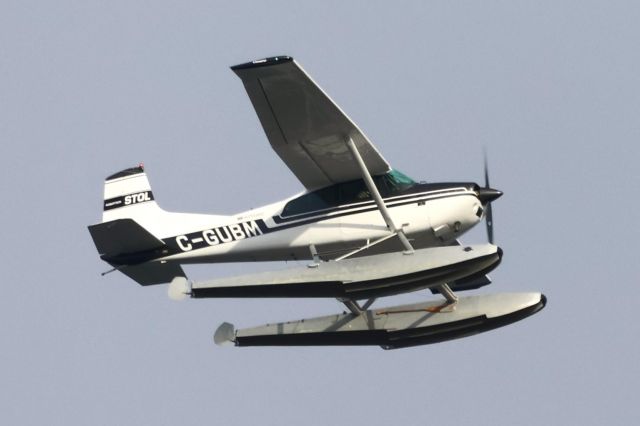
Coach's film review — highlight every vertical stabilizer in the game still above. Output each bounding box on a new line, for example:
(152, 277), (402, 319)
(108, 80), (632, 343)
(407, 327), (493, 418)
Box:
(90, 164), (229, 285)
(102, 165), (163, 224)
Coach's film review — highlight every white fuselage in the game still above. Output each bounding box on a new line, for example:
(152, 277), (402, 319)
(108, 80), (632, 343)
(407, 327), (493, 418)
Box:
(146, 184), (484, 264)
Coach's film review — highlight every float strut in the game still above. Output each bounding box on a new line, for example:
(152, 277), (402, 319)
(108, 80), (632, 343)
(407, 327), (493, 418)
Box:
(341, 299), (364, 315)
(436, 283), (459, 304)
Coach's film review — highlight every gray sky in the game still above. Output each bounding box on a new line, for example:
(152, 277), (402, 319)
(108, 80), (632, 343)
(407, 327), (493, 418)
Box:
(2, 1), (639, 425)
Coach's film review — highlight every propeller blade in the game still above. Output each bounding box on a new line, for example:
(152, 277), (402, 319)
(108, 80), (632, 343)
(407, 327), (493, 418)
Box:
(483, 150), (496, 244)
(484, 150), (490, 189)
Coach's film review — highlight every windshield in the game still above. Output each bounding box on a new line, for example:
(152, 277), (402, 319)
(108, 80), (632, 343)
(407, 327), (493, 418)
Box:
(384, 169), (416, 192)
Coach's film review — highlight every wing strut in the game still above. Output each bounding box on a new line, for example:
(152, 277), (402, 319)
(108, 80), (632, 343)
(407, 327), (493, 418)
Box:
(346, 136), (458, 304)
(345, 137), (414, 254)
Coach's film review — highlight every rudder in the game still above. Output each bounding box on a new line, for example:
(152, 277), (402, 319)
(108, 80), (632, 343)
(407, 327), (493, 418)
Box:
(90, 165), (187, 285)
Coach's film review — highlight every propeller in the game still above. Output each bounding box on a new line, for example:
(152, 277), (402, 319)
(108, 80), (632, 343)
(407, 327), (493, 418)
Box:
(477, 151), (502, 244)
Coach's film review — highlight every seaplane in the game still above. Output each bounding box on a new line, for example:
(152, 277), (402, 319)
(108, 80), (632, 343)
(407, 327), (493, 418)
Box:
(88, 56), (546, 349)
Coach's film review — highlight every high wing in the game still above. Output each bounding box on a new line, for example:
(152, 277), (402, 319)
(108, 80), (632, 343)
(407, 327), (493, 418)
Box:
(232, 56), (390, 190)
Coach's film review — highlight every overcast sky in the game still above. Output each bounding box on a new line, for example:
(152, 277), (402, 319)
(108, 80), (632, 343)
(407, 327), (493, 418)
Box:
(1, 1), (639, 425)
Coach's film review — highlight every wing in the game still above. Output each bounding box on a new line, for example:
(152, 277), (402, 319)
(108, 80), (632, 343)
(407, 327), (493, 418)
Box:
(232, 56), (390, 190)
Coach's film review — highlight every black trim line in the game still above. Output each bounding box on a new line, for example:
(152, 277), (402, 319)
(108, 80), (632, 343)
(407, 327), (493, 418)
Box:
(103, 191), (154, 211)
(270, 192), (473, 231)
(159, 191), (476, 257)
(275, 187), (469, 223)
(192, 281), (343, 298)
(106, 166), (144, 181)
(231, 56), (293, 71)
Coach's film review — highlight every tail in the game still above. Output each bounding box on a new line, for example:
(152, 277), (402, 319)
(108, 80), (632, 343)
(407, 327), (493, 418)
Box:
(102, 164), (163, 224)
(88, 164), (186, 285)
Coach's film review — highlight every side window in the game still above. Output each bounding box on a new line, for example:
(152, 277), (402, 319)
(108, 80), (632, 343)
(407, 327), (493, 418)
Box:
(281, 193), (316, 217)
(373, 175), (391, 197)
(338, 179), (370, 205)
(316, 184), (339, 207)
(282, 185), (339, 217)
(281, 170), (415, 217)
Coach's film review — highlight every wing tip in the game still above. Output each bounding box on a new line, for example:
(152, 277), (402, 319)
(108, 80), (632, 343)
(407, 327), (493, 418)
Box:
(230, 55), (293, 72)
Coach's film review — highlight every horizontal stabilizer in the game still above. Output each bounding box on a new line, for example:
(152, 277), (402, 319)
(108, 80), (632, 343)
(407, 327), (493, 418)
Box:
(88, 219), (185, 285)
(88, 218), (164, 257)
(119, 262), (186, 286)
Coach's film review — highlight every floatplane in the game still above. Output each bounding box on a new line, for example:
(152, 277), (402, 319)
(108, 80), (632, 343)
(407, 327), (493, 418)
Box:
(89, 56), (545, 349)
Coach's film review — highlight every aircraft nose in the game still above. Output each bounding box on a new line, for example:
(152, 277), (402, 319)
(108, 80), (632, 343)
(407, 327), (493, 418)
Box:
(477, 187), (503, 205)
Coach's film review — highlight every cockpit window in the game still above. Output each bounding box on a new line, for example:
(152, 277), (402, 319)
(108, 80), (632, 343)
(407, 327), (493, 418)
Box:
(282, 169), (416, 217)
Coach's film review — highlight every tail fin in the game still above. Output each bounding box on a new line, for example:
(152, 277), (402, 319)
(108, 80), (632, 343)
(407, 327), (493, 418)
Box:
(102, 165), (163, 224)
(90, 165), (186, 285)
(91, 164), (230, 285)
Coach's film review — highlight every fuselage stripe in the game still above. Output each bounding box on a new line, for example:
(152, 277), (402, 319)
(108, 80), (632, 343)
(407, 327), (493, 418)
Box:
(161, 190), (476, 255)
